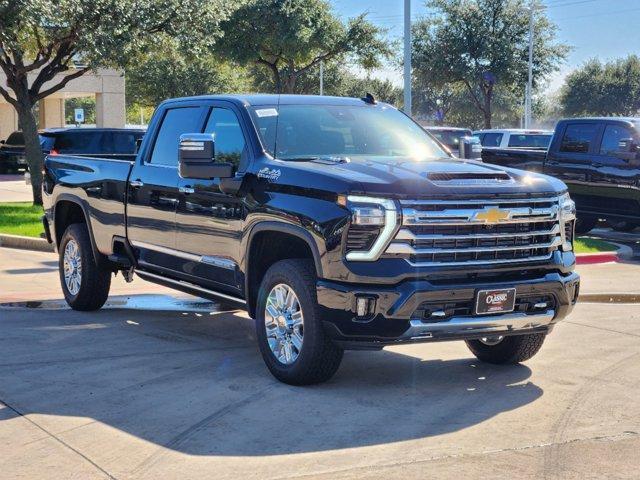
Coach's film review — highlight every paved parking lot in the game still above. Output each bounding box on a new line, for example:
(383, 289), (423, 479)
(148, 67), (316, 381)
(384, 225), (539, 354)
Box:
(1, 247), (640, 479)
(0, 174), (32, 203)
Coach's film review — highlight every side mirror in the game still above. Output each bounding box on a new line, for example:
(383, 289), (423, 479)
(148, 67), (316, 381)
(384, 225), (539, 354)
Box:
(618, 138), (634, 152)
(178, 133), (233, 180)
(0, 140), (5, 145)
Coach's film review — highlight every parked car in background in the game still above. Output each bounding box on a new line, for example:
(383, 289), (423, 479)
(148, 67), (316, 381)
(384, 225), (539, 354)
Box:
(422, 126), (473, 155)
(474, 129), (553, 150)
(44, 94), (579, 385)
(0, 128), (145, 174)
(0, 131), (28, 173)
(481, 118), (640, 234)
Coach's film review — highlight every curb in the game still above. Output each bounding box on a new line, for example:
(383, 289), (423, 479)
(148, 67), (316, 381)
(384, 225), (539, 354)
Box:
(0, 234), (54, 253)
(579, 293), (640, 304)
(575, 242), (632, 265)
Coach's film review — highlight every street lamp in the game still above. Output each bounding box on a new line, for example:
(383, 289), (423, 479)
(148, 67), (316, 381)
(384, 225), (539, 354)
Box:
(404, 0), (411, 116)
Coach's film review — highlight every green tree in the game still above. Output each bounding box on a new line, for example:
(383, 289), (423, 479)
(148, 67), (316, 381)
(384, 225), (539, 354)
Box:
(126, 40), (252, 108)
(412, 0), (568, 128)
(0, 0), (229, 205)
(560, 55), (640, 117)
(216, 0), (391, 93)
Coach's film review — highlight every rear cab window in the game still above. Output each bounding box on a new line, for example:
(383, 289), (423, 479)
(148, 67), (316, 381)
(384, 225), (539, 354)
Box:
(507, 134), (552, 149)
(560, 123), (599, 153)
(599, 124), (634, 156)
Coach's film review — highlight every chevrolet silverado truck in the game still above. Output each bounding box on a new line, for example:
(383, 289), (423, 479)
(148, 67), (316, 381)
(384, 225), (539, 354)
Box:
(43, 94), (580, 385)
(482, 118), (640, 234)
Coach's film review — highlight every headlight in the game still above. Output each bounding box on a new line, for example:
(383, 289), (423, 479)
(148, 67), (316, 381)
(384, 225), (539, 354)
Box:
(559, 192), (576, 251)
(345, 196), (398, 261)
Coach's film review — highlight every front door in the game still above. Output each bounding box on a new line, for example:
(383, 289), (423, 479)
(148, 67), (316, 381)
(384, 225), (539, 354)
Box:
(175, 104), (250, 294)
(127, 104), (207, 272)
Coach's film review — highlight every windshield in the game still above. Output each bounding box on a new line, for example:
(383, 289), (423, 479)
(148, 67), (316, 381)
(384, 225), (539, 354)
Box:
(507, 134), (552, 149)
(250, 104), (449, 161)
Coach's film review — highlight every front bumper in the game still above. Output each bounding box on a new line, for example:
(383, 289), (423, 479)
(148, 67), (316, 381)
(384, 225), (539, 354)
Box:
(317, 271), (580, 349)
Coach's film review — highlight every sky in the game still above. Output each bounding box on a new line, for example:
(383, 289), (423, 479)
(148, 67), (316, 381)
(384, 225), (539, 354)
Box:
(332, 0), (640, 94)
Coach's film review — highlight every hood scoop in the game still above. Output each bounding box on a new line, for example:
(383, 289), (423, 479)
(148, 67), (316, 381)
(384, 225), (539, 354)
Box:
(426, 171), (514, 186)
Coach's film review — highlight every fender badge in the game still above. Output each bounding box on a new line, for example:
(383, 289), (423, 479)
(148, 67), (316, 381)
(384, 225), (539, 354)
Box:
(257, 167), (281, 182)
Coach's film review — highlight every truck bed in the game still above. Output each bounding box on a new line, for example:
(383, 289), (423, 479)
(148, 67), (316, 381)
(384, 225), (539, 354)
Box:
(43, 154), (134, 256)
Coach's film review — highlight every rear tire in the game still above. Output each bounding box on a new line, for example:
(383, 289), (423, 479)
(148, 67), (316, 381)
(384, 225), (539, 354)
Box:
(574, 215), (598, 235)
(255, 259), (343, 385)
(59, 223), (111, 311)
(465, 333), (546, 364)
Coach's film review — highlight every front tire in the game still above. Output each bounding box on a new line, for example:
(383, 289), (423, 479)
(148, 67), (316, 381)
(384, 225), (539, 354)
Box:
(255, 259), (343, 385)
(465, 333), (546, 364)
(59, 223), (111, 311)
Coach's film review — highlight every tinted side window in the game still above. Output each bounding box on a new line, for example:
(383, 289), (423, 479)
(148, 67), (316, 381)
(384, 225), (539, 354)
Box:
(508, 134), (552, 148)
(560, 123), (598, 153)
(150, 107), (202, 166)
(204, 108), (246, 170)
(481, 133), (503, 147)
(600, 125), (633, 156)
(54, 132), (100, 154)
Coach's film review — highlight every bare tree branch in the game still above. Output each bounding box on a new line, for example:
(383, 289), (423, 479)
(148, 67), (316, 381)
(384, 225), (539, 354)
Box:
(0, 85), (19, 108)
(35, 66), (91, 101)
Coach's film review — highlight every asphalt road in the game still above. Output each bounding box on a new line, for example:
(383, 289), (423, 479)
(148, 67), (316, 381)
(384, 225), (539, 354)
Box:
(1, 247), (640, 479)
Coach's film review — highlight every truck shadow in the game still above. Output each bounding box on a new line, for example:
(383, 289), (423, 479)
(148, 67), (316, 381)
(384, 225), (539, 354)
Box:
(0, 302), (542, 459)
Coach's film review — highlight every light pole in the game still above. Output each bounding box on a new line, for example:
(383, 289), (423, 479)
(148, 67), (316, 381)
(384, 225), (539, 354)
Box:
(319, 60), (324, 96)
(524, 1), (534, 128)
(403, 0), (411, 116)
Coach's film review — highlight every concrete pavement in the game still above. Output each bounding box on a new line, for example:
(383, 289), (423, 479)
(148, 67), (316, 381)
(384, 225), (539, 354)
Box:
(1, 246), (640, 479)
(0, 174), (32, 203)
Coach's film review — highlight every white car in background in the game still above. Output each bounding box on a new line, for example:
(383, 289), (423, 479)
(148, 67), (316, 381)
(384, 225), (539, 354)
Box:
(473, 129), (553, 150)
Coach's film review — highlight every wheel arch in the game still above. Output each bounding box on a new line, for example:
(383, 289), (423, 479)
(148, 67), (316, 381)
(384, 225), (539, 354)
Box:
(53, 195), (103, 265)
(244, 222), (323, 318)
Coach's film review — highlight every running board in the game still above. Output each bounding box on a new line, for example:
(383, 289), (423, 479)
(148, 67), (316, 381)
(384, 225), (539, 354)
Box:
(135, 270), (247, 306)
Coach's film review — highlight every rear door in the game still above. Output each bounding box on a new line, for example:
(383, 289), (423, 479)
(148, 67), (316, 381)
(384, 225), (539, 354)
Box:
(586, 122), (640, 220)
(175, 102), (250, 294)
(127, 104), (207, 272)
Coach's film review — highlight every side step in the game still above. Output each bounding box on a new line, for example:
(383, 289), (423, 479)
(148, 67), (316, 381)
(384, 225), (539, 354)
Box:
(108, 253), (133, 269)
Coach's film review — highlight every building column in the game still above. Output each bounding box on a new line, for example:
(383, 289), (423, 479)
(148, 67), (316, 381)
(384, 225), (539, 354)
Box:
(38, 98), (65, 129)
(96, 92), (125, 128)
(0, 103), (19, 141)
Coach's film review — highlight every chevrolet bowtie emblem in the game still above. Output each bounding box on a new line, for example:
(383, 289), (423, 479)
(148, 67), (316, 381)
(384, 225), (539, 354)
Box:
(474, 207), (511, 224)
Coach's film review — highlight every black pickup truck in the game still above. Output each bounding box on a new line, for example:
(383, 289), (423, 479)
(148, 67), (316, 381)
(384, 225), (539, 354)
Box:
(43, 94), (579, 385)
(482, 118), (640, 233)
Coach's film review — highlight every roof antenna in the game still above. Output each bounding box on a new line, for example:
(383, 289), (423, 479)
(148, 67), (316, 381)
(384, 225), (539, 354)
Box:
(361, 92), (377, 105)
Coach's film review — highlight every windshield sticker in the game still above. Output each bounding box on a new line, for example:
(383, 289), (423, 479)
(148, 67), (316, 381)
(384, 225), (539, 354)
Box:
(257, 167), (281, 182)
(255, 108), (278, 118)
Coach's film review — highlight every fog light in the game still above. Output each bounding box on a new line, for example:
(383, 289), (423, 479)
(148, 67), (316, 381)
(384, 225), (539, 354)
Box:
(356, 296), (376, 318)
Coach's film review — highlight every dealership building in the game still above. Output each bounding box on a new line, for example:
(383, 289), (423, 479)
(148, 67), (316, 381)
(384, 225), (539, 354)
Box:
(0, 68), (125, 141)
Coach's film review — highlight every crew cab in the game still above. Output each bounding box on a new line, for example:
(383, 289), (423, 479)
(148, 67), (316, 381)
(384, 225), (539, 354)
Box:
(43, 94), (580, 385)
(482, 118), (640, 233)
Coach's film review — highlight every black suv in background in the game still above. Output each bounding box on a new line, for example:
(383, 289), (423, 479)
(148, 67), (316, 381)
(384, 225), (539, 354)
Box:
(0, 128), (145, 173)
(0, 131), (28, 173)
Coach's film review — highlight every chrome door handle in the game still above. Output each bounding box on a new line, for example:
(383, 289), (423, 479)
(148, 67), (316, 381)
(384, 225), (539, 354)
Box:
(130, 179), (144, 188)
(179, 186), (195, 194)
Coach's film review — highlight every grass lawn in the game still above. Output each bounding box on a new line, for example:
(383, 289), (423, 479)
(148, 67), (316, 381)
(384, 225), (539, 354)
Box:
(0, 202), (44, 238)
(574, 237), (617, 254)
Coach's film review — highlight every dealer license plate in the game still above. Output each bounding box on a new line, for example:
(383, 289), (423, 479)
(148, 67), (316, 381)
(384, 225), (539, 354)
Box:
(475, 288), (516, 315)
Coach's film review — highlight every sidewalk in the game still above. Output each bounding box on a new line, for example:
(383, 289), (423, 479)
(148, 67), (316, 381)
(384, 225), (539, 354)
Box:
(577, 261), (640, 297)
(0, 175), (32, 203)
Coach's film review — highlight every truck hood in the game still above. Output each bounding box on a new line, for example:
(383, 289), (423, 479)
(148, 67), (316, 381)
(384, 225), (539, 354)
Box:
(276, 156), (566, 197)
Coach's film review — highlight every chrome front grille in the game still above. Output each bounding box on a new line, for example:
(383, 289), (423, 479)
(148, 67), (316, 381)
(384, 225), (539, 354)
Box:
(386, 196), (563, 267)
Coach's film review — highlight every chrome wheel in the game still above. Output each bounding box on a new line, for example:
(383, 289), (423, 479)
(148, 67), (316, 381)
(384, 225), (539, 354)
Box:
(63, 239), (82, 295)
(264, 283), (304, 365)
(479, 335), (504, 346)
